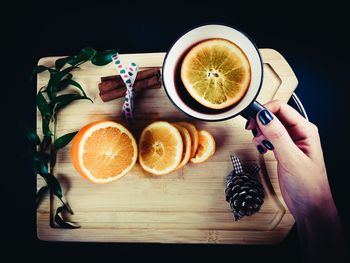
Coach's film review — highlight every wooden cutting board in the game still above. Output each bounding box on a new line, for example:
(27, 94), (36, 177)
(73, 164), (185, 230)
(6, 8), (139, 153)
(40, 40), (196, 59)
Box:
(36, 49), (298, 244)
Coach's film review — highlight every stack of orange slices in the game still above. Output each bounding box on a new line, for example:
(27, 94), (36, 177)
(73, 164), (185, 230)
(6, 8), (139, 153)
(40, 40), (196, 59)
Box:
(71, 120), (216, 181)
(138, 121), (216, 175)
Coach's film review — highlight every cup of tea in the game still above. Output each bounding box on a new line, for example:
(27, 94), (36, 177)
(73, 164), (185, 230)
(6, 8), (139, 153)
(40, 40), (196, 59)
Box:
(162, 24), (264, 121)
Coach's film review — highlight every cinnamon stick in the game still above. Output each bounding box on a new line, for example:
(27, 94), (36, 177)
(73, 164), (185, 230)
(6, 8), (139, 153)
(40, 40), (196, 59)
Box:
(99, 68), (161, 93)
(100, 73), (161, 93)
(100, 82), (161, 102)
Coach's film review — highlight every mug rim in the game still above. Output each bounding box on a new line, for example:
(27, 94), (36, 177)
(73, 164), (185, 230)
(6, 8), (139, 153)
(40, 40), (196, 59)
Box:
(162, 23), (264, 122)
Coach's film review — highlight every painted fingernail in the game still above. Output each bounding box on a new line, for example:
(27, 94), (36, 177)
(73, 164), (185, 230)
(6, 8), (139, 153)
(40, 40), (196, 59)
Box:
(262, 140), (274, 150)
(245, 119), (251, 129)
(257, 145), (267, 154)
(252, 128), (258, 137)
(258, 109), (273, 126)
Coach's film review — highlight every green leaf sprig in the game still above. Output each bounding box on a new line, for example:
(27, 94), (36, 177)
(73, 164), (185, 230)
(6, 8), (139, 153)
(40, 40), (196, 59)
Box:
(26, 47), (117, 228)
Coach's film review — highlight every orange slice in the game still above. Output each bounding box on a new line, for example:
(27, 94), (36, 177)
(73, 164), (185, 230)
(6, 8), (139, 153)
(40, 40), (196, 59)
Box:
(172, 123), (192, 169)
(181, 38), (251, 109)
(71, 120), (138, 184)
(176, 121), (199, 158)
(190, 130), (216, 163)
(139, 121), (183, 175)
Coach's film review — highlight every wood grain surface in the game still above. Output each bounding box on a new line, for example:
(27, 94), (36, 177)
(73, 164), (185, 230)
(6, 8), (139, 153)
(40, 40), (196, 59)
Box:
(36, 49), (298, 244)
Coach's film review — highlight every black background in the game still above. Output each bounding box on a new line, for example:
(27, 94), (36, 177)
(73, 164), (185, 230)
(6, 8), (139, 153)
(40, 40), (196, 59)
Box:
(3, 1), (350, 262)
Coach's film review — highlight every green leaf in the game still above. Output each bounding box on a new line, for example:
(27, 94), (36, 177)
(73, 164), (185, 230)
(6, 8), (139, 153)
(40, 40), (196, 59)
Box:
(42, 116), (52, 137)
(54, 131), (77, 150)
(55, 56), (77, 70)
(57, 66), (78, 80)
(37, 91), (51, 117)
(21, 122), (40, 145)
(55, 205), (80, 229)
(66, 79), (87, 96)
(32, 65), (51, 74)
(37, 91), (52, 137)
(40, 134), (52, 152)
(47, 66), (78, 101)
(56, 74), (73, 91)
(53, 94), (93, 113)
(36, 185), (49, 208)
(47, 77), (58, 101)
(91, 49), (118, 66)
(31, 65), (57, 79)
(56, 76), (87, 97)
(76, 47), (97, 62)
(46, 173), (62, 198)
(32, 151), (49, 175)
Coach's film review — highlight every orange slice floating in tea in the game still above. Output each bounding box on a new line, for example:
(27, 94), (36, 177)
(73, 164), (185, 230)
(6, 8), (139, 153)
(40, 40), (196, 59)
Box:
(181, 38), (251, 109)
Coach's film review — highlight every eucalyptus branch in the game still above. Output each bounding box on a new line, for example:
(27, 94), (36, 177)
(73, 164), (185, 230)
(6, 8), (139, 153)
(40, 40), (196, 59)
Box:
(24, 47), (118, 228)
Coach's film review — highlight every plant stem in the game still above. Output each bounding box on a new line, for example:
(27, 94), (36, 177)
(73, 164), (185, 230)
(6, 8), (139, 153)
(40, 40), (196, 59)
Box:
(53, 115), (57, 142)
(49, 148), (54, 173)
(49, 117), (55, 174)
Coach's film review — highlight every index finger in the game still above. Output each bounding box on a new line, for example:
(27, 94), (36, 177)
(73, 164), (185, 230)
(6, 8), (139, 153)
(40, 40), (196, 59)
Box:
(264, 100), (318, 143)
(264, 99), (309, 128)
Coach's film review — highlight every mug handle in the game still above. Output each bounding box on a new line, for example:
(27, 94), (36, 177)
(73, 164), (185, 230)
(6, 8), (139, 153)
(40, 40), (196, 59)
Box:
(240, 101), (265, 120)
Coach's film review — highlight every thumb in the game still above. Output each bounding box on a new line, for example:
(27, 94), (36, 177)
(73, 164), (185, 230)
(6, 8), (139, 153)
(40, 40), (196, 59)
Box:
(256, 109), (300, 159)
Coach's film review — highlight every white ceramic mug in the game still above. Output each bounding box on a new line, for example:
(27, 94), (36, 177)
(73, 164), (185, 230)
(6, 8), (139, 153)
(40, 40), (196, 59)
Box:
(162, 24), (264, 121)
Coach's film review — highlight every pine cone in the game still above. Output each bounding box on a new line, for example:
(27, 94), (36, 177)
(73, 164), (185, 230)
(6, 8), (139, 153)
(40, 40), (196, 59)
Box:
(225, 171), (264, 221)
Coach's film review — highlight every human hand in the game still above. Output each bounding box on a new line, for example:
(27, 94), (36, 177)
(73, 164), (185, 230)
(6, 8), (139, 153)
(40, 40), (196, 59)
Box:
(245, 100), (346, 262)
(245, 100), (333, 221)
